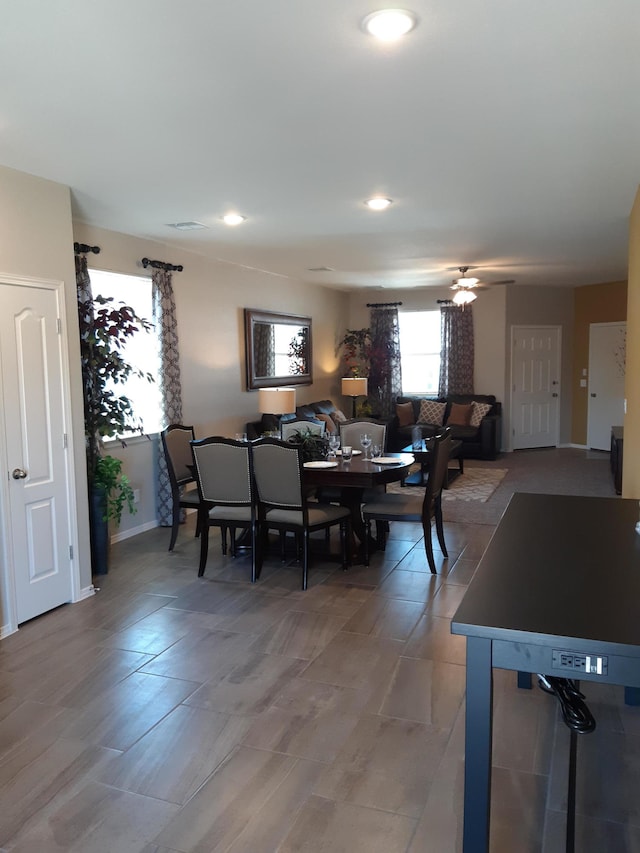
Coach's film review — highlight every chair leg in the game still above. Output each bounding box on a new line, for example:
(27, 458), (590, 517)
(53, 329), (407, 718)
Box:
(363, 518), (371, 566)
(434, 500), (448, 558)
(251, 522), (259, 583)
(198, 521), (210, 577)
(302, 529), (310, 590)
(168, 497), (181, 551)
(422, 518), (437, 574)
(339, 519), (350, 570)
(220, 524), (228, 556)
(375, 520), (387, 550)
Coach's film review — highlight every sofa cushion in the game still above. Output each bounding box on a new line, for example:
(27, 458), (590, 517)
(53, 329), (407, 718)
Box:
(296, 403), (317, 420)
(315, 413), (337, 434)
(447, 402), (473, 426)
(330, 408), (347, 423)
(312, 400), (337, 416)
(470, 401), (492, 427)
(396, 401), (415, 427)
(418, 399), (446, 425)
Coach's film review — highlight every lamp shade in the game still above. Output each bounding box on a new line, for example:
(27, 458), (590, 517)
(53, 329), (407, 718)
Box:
(452, 289), (477, 306)
(341, 377), (368, 397)
(258, 387), (296, 415)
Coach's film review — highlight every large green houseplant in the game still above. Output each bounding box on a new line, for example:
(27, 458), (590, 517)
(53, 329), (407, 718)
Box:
(78, 293), (154, 573)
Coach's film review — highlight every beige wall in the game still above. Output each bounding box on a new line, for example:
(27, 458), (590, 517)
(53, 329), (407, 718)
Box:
(0, 165), (92, 629)
(623, 187), (640, 498)
(73, 222), (350, 537)
(571, 281), (627, 446)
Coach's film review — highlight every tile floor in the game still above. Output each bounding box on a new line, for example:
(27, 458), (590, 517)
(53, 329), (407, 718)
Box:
(1, 483), (639, 852)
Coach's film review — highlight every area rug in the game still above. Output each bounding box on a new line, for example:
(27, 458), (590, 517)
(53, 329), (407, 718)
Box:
(388, 466), (508, 503)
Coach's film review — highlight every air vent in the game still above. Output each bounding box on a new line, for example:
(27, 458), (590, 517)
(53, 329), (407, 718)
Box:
(167, 221), (208, 231)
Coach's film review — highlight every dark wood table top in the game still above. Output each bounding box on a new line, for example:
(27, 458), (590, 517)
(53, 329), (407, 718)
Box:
(302, 452), (415, 489)
(401, 439), (462, 459)
(452, 492), (640, 655)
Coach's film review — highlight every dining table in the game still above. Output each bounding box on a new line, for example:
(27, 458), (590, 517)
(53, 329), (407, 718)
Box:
(303, 452), (415, 556)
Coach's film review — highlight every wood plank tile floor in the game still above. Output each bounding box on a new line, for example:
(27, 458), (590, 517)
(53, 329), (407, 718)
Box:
(1, 504), (640, 851)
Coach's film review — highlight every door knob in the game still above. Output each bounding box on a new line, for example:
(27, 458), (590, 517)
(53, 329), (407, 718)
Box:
(552, 393), (558, 398)
(590, 393), (596, 398)
(12, 468), (27, 479)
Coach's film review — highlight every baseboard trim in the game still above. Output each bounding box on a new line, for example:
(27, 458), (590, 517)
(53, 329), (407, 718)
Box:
(74, 584), (97, 602)
(0, 622), (18, 639)
(111, 519), (159, 544)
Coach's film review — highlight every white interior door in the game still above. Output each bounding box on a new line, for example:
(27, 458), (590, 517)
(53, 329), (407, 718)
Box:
(587, 322), (626, 451)
(511, 326), (561, 450)
(0, 280), (73, 624)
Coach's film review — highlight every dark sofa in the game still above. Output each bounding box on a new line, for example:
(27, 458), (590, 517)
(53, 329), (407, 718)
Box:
(388, 394), (502, 459)
(246, 399), (342, 440)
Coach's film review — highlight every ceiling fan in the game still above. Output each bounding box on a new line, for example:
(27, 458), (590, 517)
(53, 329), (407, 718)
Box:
(449, 266), (516, 304)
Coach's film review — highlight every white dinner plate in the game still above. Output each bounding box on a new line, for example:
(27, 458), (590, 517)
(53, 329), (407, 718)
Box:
(374, 457), (403, 465)
(335, 449), (362, 456)
(303, 461), (339, 469)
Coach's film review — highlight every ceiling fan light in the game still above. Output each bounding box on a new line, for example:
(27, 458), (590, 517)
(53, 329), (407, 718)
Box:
(361, 9), (418, 41)
(452, 289), (477, 305)
(454, 276), (479, 287)
(222, 213), (246, 226)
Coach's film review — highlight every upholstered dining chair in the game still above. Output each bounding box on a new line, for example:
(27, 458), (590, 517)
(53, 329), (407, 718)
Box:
(252, 438), (351, 590)
(190, 436), (259, 581)
(338, 419), (387, 454)
(161, 424), (206, 551)
(280, 420), (326, 441)
(361, 430), (453, 573)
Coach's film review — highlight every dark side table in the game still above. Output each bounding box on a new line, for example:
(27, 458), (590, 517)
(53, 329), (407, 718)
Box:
(611, 425), (623, 495)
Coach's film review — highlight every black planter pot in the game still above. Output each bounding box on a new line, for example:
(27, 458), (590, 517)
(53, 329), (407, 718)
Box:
(89, 485), (109, 575)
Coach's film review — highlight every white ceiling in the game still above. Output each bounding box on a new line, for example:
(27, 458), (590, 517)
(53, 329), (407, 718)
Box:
(1, 1), (639, 292)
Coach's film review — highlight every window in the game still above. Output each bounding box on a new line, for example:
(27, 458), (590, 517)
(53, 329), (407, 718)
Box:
(398, 310), (441, 394)
(89, 269), (162, 436)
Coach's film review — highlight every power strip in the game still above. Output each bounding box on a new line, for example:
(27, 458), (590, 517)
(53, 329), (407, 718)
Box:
(552, 649), (608, 676)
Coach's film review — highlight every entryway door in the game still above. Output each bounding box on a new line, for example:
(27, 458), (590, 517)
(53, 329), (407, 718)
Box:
(587, 322), (626, 451)
(0, 277), (76, 626)
(511, 326), (561, 450)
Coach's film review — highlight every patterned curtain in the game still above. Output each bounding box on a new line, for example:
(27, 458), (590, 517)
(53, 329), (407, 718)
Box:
(254, 322), (275, 377)
(369, 306), (402, 418)
(152, 268), (183, 526)
(438, 304), (474, 395)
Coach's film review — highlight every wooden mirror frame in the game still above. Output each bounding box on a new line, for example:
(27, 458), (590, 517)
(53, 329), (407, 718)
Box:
(244, 308), (313, 390)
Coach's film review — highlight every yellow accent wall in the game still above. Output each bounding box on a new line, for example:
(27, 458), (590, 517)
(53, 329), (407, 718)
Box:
(572, 281), (627, 445)
(623, 186), (640, 497)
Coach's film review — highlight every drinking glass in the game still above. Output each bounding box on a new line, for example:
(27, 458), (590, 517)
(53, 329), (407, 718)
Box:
(235, 432), (248, 442)
(342, 445), (353, 462)
(371, 443), (382, 460)
(327, 433), (339, 460)
(360, 432), (372, 459)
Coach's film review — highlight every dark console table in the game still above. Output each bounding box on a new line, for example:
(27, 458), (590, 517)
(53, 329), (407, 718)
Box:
(611, 425), (623, 495)
(451, 492), (640, 853)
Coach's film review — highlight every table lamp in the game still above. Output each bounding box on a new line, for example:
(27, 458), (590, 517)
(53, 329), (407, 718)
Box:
(341, 377), (368, 418)
(258, 387), (296, 417)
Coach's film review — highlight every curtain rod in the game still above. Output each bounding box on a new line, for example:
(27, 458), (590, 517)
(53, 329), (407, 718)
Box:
(437, 299), (454, 304)
(366, 301), (403, 308)
(141, 257), (184, 272)
(74, 242), (100, 255)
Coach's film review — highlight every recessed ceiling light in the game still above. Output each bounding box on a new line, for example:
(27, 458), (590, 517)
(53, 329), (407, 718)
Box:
(167, 221), (207, 231)
(365, 197), (393, 211)
(222, 213), (246, 226)
(361, 9), (418, 41)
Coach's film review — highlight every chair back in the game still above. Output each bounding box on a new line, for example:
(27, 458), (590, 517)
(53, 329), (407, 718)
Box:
(423, 429), (453, 510)
(162, 424), (196, 487)
(281, 420), (325, 441)
(339, 419), (387, 451)
(252, 438), (304, 510)
(190, 437), (254, 506)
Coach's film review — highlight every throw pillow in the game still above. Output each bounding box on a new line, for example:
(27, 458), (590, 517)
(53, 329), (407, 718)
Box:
(417, 399), (446, 425)
(470, 401), (492, 427)
(447, 402), (473, 426)
(330, 408), (347, 423)
(396, 401), (415, 427)
(316, 413), (337, 434)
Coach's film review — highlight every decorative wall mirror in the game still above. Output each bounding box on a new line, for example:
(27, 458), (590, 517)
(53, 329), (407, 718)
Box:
(244, 308), (313, 390)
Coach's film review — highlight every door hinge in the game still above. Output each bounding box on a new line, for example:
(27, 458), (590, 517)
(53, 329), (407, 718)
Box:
(69, 545), (73, 560)
(57, 318), (62, 335)
(63, 433), (68, 449)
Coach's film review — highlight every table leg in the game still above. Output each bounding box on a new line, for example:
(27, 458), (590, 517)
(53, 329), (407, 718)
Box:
(463, 636), (493, 853)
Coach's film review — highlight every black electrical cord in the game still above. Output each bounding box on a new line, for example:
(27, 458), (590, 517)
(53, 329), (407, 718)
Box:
(537, 674), (596, 734)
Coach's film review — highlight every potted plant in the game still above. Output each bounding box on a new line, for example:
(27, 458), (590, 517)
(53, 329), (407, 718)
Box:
(337, 328), (381, 416)
(287, 428), (329, 462)
(78, 293), (154, 573)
